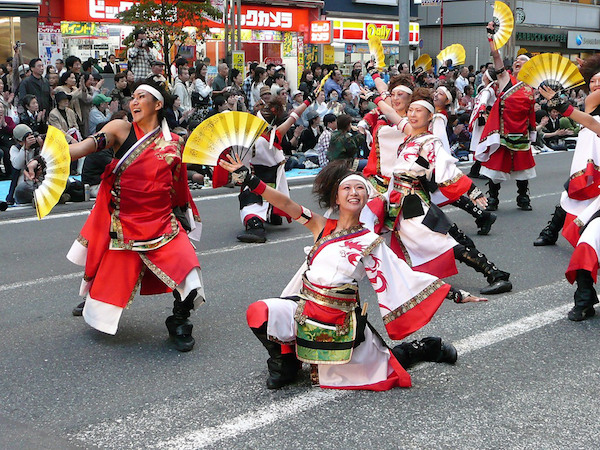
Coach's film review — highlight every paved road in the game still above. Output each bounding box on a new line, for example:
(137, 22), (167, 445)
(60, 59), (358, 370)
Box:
(1, 151), (598, 449)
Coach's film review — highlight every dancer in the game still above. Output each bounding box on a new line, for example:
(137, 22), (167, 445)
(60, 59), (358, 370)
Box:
(231, 95), (314, 243)
(431, 84), (496, 236)
(220, 157), (483, 390)
(477, 23), (537, 211)
(469, 68), (497, 179)
(365, 89), (511, 295)
(66, 81), (204, 352)
(534, 55), (600, 246)
(536, 86), (600, 320)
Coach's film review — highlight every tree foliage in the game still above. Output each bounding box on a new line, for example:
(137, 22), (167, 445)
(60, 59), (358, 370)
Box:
(117, 0), (222, 69)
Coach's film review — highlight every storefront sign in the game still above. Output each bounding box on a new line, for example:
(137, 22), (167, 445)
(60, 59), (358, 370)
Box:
(61, 21), (109, 38)
(64, 1), (309, 32)
(38, 23), (63, 67)
(323, 45), (334, 65)
(567, 30), (600, 50)
(309, 21), (332, 45)
(332, 18), (419, 45)
(232, 50), (245, 73)
(516, 32), (566, 43)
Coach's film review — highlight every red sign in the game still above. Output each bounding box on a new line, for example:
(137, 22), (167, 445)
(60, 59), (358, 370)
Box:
(63, 1), (309, 32)
(308, 20), (332, 44)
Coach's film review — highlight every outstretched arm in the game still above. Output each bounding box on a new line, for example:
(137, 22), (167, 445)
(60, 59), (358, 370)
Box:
(219, 154), (327, 239)
(68, 119), (126, 160)
(486, 22), (510, 91)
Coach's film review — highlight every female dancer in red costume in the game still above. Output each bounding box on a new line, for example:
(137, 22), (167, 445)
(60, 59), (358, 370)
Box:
(66, 81), (203, 352)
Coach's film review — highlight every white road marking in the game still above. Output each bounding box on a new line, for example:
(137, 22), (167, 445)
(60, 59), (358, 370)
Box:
(74, 280), (572, 449)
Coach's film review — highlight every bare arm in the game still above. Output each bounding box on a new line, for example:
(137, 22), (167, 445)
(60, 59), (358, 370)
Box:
(69, 119), (127, 160)
(276, 101), (310, 136)
(486, 22), (510, 91)
(584, 90), (600, 114)
(219, 154), (326, 239)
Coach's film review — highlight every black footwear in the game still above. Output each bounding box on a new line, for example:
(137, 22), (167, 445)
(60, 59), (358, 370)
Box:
(516, 180), (532, 211)
(58, 193), (71, 204)
(237, 217), (267, 243)
(392, 337), (457, 369)
(467, 160), (483, 179)
(568, 306), (595, 322)
(454, 244), (512, 295)
(0, 201), (7, 211)
(166, 289), (196, 352)
(252, 323), (302, 389)
(486, 181), (501, 211)
(72, 301), (85, 316)
(480, 277), (513, 295)
(533, 205), (566, 246)
(268, 214), (283, 226)
(475, 212), (497, 235)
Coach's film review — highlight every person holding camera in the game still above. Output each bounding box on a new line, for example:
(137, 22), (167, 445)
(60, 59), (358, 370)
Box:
(127, 30), (153, 81)
(8, 124), (45, 204)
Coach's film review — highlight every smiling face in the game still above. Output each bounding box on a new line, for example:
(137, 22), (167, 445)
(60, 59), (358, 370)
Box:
(512, 55), (529, 75)
(590, 73), (600, 92)
(130, 89), (162, 124)
(336, 178), (368, 215)
(27, 97), (39, 113)
(66, 73), (76, 87)
(433, 88), (450, 108)
(390, 88), (411, 113)
(407, 103), (433, 131)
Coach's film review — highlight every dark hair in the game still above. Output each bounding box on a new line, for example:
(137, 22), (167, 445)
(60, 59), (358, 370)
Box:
(274, 73), (285, 81)
(56, 59), (63, 64)
(133, 29), (146, 40)
(114, 72), (127, 83)
(195, 63), (207, 82)
(230, 68), (241, 80)
(248, 62), (258, 74)
(388, 74), (414, 93)
(65, 56), (81, 70)
(131, 79), (170, 122)
(213, 96), (227, 108)
(82, 61), (92, 72)
(312, 160), (356, 209)
(350, 69), (362, 82)
(21, 94), (37, 109)
(579, 54), (600, 94)
(310, 62), (321, 72)
(411, 87), (435, 109)
(59, 70), (75, 86)
(266, 63), (276, 70)
(252, 67), (266, 84)
(535, 109), (549, 122)
(29, 58), (42, 68)
(175, 57), (188, 68)
(337, 114), (352, 131)
(341, 89), (352, 99)
(323, 113), (337, 126)
(300, 69), (312, 84)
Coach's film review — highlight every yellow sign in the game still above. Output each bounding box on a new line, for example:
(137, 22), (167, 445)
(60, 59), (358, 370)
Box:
(323, 45), (335, 65)
(366, 23), (392, 41)
(232, 51), (245, 73)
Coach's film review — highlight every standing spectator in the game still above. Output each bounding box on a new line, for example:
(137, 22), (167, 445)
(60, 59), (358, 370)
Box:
(399, 62), (410, 74)
(103, 54), (120, 74)
(313, 113), (337, 167)
(147, 60), (167, 85)
(455, 66), (469, 94)
(264, 63), (276, 87)
(211, 63), (229, 103)
(18, 58), (52, 118)
(127, 30), (153, 81)
(311, 63), (322, 83)
(110, 72), (128, 109)
(88, 94), (116, 134)
(191, 63), (212, 122)
(55, 58), (66, 76)
(298, 69), (317, 99)
(0, 102), (15, 180)
(18, 94), (48, 135)
(348, 69), (364, 101)
(250, 67), (267, 111)
(327, 114), (366, 168)
(242, 62), (258, 101)
(171, 66), (192, 113)
(48, 91), (80, 144)
(459, 85), (475, 114)
(270, 73), (286, 96)
(229, 68), (247, 109)
(123, 69), (135, 97)
(55, 71), (93, 138)
(324, 69), (343, 100)
(64, 56), (82, 81)
(0, 78), (16, 123)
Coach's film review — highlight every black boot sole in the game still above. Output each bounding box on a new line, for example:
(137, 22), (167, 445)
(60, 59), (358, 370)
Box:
(437, 343), (458, 365)
(533, 237), (557, 246)
(237, 232), (267, 243)
(568, 306), (595, 322)
(476, 214), (497, 235)
(517, 204), (532, 211)
(480, 280), (512, 295)
(72, 301), (85, 316)
(169, 335), (195, 352)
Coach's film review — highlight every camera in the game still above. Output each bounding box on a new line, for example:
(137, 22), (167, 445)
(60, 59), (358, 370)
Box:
(141, 39), (153, 49)
(23, 131), (45, 151)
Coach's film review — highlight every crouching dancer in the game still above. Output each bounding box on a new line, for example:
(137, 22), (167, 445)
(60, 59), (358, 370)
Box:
(66, 81), (204, 352)
(220, 156), (485, 390)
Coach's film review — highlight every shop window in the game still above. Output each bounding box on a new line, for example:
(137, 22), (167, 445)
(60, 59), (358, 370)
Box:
(0, 17), (20, 64)
(241, 42), (260, 64)
(263, 43), (281, 64)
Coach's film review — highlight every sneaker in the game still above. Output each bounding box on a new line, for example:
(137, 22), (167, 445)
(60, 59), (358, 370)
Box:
(237, 217), (267, 243)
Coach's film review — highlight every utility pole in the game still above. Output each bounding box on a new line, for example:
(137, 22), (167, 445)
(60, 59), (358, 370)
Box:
(398, 0), (410, 65)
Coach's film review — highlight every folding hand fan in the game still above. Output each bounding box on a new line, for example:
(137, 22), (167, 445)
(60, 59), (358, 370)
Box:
(437, 44), (466, 68)
(33, 125), (71, 220)
(517, 53), (585, 91)
(491, 1), (514, 50)
(319, 71), (332, 92)
(183, 111), (268, 166)
(414, 54), (432, 73)
(368, 35), (386, 71)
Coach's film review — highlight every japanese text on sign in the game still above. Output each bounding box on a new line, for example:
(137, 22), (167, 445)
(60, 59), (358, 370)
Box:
(309, 21), (332, 44)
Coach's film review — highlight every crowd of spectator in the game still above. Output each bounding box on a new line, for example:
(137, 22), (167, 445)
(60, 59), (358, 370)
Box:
(0, 34), (589, 210)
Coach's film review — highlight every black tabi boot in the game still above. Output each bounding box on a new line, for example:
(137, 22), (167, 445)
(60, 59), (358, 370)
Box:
(533, 205), (567, 246)
(251, 323), (302, 389)
(486, 180), (501, 211)
(165, 289), (196, 352)
(237, 216), (267, 243)
(516, 179), (532, 211)
(468, 160), (483, 179)
(568, 270), (598, 322)
(392, 337), (457, 369)
(454, 244), (512, 295)
(453, 195), (497, 235)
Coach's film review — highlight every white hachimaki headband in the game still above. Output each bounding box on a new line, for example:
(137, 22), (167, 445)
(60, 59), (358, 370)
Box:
(411, 99), (435, 114)
(392, 85), (413, 95)
(134, 84), (172, 141)
(438, 86), (453, 104)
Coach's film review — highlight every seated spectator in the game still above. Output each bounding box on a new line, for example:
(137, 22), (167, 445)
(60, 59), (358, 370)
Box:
(110, 72), (128, 109)
(543, 106), (574, 150)
(9, 124), (45, 204)
(225, 92), (247, 112)
(313, 113), (337, 167)
(448, 118), (471, 161)
(0, 101), (16, 180)
(88, 94), (116, 136)
(341, 89), (360, 119)
(299, 110), (322, 152)
(205, 96), (230, 119)
(19, 94), (48, 135)
(327, 114), (367, 170)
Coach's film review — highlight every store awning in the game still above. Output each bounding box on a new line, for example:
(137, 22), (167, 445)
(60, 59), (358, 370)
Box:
(241, 0), (323, 8)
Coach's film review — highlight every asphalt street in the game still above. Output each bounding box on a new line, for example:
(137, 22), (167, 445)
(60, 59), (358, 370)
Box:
(1, 151), (598, 449)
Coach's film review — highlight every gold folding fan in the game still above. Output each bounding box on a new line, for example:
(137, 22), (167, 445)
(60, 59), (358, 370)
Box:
(414, 54), (432, 73)
(517, 53), (585, 91)
(33, 125), (71, 220)
(437, 44), (466, 68)
(492, 1), (514, 50)
(183, 111), (268, 166)
(368, 35), (386, 71)
(319, 71), (332, 92)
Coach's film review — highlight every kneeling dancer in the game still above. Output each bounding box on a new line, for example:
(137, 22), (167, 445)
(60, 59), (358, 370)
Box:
(66, 81), (204, 351)
(220, 157), (485, 390)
